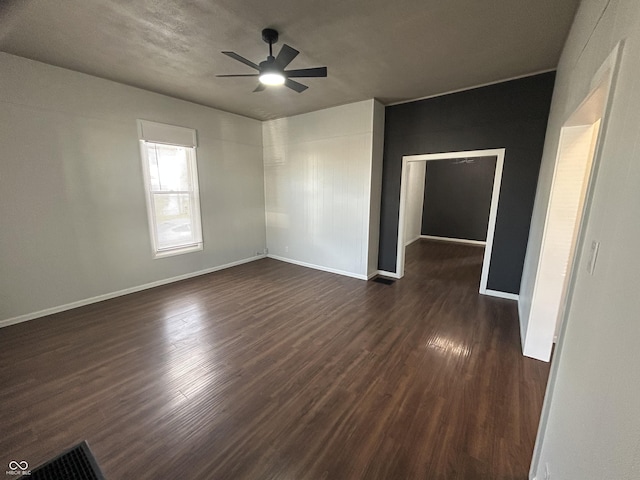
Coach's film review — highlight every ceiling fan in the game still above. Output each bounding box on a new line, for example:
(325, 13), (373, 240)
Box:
(216, 28), (327, 93)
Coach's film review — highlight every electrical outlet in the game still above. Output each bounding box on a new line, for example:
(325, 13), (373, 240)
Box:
(285, 246), (289, 253)
(544, 463), (551, 480)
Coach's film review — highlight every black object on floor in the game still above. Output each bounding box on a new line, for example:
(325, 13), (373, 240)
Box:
(29, 441), (105, 480)
(373, 276), (395, 285)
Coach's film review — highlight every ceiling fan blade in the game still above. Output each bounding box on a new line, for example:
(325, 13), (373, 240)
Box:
(275, 44), (299, 69)
(253, 83), (267, 92)
(285, 67), (327, 78)
(216, 74), (259, 77)
(285, 78), (308, 93)
(222, 51), (260, 70)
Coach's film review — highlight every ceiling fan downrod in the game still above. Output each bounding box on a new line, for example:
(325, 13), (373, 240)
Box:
(262, 28), (279, 60)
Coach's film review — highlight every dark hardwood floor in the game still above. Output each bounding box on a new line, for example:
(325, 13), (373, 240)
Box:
(0, 239), (549, 479)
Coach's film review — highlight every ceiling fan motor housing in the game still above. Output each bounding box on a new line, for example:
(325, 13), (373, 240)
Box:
(262, 28), (279, 45)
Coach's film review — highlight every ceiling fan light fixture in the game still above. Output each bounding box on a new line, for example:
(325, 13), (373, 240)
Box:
(218, 28), (325, 93)
(259, 72), (285, 86)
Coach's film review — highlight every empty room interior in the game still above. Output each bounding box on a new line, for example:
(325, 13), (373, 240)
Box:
(1, 1), (639, 479)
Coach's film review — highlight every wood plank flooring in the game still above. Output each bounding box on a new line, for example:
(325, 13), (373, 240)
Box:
(0, 239), (549, 479)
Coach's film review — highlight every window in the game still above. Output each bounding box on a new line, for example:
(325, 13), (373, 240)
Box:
(138, 120), (203, 258)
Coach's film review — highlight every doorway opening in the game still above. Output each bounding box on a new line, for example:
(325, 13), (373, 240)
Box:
(522, 46), (619, 361)
(396, 148), (506, 297)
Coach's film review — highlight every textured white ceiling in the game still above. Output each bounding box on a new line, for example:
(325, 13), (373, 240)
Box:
(0, 0), (580, 120)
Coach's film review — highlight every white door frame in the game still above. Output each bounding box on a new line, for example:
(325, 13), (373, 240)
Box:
(523, 41), (623, 363)
(395, 148), (506, 297)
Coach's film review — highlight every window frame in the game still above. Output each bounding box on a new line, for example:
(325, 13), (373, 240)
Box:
(137, 120), (203, 259)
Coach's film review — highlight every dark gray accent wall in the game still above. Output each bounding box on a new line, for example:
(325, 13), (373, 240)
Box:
(422, 156), (496, 241)
(379, 72), (555, 294)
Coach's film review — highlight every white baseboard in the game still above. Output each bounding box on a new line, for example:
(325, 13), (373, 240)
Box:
(0, 254), (266, 329)
(367, 270), (379, 280)
(420, 235), (486, 246)
(482, 288), (519, 301)
(267, 254), (368, 280)
(405, 235), (421, 247)
(375, 270), (402, 279)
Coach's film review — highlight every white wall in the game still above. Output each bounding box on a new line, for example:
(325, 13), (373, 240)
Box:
(263, 100), (381, 279)
(0, 53), (266, 325)
(403, 162), (426, 246)
(523, 0), (640, 478)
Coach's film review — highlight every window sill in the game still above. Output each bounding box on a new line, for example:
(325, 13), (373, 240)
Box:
(153, 243), (203, 259)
